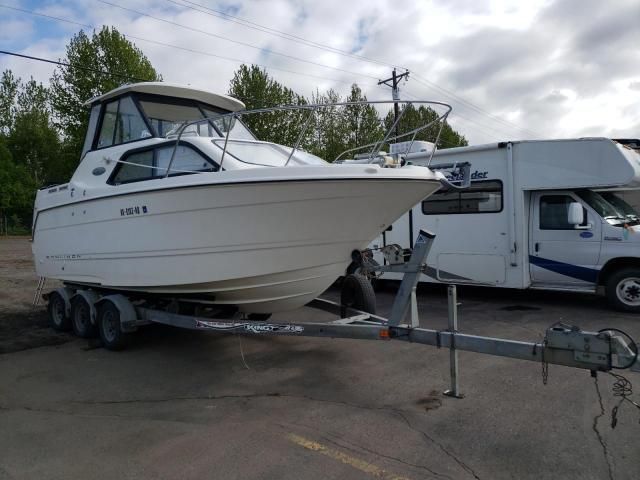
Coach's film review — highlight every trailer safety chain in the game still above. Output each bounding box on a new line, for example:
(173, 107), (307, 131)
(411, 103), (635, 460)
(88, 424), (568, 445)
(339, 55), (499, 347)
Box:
(608, 372), (640, 428)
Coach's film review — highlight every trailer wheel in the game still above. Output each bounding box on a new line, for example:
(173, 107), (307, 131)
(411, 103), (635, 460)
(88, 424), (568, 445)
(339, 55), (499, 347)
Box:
(606, 268), (640, 313)
(47, 291), (71, 331)
(97, 301), (131, 351)
(71, 296), (97, 338)
(340, 274), (376, 317)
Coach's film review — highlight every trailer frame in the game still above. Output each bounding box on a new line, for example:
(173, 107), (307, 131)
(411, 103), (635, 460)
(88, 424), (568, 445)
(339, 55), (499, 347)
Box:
(40, 229), (640, 388)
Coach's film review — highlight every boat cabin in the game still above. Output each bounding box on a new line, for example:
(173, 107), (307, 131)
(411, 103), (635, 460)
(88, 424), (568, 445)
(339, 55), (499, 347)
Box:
(81, 82), (250, 157)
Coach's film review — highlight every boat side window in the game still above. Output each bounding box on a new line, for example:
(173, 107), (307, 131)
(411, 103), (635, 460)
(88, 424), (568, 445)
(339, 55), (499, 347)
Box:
(112, 150), (154, 184)
(539, 195), (587, 230)
(110, 143), (217, 185)
(96, 96), (150, 149)
(421, 180), (503, 215)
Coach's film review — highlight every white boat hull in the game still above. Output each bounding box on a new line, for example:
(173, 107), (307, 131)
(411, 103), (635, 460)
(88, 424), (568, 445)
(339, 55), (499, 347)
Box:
(33, 171), (441, 312)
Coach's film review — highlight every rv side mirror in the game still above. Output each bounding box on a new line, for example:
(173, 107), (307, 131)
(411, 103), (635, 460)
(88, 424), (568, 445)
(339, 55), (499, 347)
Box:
(568, 202), (584, 226)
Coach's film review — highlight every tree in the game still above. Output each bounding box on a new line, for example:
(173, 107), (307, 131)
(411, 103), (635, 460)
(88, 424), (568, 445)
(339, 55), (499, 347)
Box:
(0, 70), (19, 136)
(7, 78), (61, 185)
(0, 138), (36, 234)
(228, 64), (307, 146)
(343, 84), (383, 153)
(383, 104), (468, 149)
(50, 27), (161, 159)
(309, 88), (348, 161)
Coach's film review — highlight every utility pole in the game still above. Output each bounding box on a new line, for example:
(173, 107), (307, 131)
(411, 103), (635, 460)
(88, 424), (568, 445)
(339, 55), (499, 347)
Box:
(378, 68), (409, 139)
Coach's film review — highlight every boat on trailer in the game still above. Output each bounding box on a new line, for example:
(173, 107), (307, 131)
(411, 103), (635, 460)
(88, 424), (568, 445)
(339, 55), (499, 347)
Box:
(32, 82), (453, 314)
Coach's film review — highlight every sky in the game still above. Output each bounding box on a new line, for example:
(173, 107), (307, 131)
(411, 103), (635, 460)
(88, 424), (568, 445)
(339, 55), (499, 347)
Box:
(1, 0), (639, 145)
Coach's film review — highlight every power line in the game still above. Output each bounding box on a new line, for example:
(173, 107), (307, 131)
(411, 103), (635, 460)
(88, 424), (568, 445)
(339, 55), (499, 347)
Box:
(164, 0), (398, 69)
(0, 2), (536, 142)
(411, 74), (545, 138)
(96, 0), (384, 82)
(0, 4), (380, 89)
(3, 2), (544, 141)
(0, 50), (155, 82)
(162, 0), (544, 139)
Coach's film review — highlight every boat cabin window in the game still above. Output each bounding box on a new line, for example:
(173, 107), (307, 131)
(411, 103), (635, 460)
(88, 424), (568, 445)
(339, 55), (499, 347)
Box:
(97, 96), (150, 148)
(138, 99), (211, 137)
(421, 180), (503, 215)
(110, 143), (216, 184)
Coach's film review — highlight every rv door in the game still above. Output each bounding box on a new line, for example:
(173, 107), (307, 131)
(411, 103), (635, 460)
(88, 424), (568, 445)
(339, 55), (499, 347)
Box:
(529, 192), (601, 286)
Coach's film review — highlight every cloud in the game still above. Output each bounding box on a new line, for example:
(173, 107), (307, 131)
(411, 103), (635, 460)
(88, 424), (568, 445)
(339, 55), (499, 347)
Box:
(0, 0), (638, 145)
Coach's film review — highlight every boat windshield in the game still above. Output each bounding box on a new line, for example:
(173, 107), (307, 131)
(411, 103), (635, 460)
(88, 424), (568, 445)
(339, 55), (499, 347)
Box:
(212, 139), (327, 167)
(576, 190), (640, 226)
(138, 100), (256, 140)
(139, 99), (207, 137)
(202, 108), (256, 140)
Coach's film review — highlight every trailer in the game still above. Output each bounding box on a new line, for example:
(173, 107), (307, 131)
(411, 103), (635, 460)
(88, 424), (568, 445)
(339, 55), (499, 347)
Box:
(37, 230), (640, 401)
(367, 138), (640, 312)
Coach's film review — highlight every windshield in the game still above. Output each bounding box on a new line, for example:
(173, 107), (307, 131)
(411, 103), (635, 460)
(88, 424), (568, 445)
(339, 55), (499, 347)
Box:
(600, 192), (639, 218)
(202, 108), (256, 140)
(139, 100), (206, 137)
(212, 139), (327, 167)
(576, 190), (640, 226)
(138, 100), (257, 140)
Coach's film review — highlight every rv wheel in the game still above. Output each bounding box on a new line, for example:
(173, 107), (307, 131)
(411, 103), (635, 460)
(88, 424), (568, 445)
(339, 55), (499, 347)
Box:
(97, 301), (131, 351)
(606, 268), (640, 313)
(340, 274), (376, 317)
(71, 296), (97, 338)
(47, 291), (71, 331)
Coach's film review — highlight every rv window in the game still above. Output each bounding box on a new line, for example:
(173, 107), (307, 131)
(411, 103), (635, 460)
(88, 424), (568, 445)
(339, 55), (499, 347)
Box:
(110, 143), (216, 185)
(421, 180), (503, 215)
(539, 195), (587, 230)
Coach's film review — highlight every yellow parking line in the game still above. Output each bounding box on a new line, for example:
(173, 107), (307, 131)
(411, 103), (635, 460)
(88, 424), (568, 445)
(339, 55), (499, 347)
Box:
(286, 433), (411, 480)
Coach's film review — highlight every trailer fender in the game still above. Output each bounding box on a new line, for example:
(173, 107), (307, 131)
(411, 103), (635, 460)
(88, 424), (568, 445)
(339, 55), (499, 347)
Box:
(95, 294), (138, 332)
(70, 290), (100, 326)
(49, 287), (75, 319)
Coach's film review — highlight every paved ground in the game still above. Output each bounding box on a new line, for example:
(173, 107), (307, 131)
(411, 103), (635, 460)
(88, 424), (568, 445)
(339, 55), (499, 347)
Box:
(1, 236), (639, 480)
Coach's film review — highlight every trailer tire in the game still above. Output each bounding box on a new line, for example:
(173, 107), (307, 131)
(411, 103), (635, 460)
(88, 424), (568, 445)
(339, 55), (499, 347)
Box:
(71, 296), (97, 338)
(97, 301), (131, 351)
(340, 274), (376, 317)
(606, 268), (640, 313)
(48, 291), (71, 331)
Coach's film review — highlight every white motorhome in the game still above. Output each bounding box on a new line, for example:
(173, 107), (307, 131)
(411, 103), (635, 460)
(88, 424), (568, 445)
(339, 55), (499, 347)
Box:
(368, 138), (640, 312)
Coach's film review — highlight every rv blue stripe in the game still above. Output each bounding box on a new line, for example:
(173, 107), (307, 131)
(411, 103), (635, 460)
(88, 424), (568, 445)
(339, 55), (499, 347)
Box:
(528, 255), (599, 283)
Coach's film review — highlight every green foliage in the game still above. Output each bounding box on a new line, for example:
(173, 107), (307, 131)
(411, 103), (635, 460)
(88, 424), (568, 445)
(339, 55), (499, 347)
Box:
(383, 104), (468, 149)
(0, 138), (37, 233)
(6, 78), (61, 185)
(50, 27), (161, 159)
(228, 64), (307, 146)
(0, 73), (59, 231)
(0, 70), (19, 136)
(228, 65), (467, 161)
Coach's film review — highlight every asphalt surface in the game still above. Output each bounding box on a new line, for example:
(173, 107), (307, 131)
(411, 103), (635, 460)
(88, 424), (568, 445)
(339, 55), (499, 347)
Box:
(1, 237), (639, 479)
